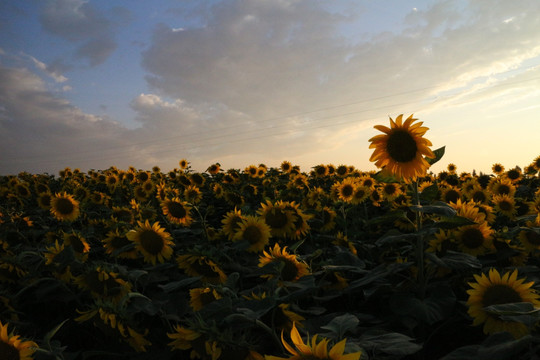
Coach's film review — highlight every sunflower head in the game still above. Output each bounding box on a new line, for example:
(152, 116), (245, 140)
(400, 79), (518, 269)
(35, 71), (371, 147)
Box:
(0, 320), (38, 360)
(369, 114), (435, 182)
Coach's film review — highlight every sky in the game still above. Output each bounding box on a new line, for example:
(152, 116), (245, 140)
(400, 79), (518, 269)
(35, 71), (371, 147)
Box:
(1, 0), (540, 176)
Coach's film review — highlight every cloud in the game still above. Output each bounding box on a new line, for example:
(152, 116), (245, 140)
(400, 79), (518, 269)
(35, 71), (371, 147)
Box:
(39, 0), (126, 66)
(27, 54), (68, 83)
(137, 0), (540, 169)
(0, 63), (129, 174)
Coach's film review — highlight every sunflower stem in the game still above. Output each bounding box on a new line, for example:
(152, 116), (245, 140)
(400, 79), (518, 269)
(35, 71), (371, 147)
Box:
(412, 180), (426, 298)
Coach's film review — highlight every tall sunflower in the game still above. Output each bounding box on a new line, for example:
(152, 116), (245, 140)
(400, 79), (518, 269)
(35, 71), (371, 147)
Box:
(50, 192), (80, 222)
(467, 269), (540, 338)
(369, 114), (435, 181)
(0, 320), (38, 360)
(126, 220), (174, 265)
(264, 322), (361, 360)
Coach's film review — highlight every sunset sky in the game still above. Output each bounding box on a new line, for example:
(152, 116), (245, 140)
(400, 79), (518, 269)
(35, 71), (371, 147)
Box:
(1, 0), (539, 175)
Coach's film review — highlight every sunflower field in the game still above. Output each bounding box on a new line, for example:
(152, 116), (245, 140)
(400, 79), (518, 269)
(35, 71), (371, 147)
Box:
(2, 115), (540, 360)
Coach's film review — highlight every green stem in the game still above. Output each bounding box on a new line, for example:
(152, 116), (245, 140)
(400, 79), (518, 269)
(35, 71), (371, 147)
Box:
(412, 180), (426, 298)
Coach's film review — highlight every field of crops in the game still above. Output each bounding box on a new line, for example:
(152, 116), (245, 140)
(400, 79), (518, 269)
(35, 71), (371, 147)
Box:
(1, 116), (540, 360)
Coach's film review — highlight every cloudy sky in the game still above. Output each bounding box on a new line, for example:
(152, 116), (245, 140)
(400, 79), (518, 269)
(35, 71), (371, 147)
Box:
(1, 0), (540, 175)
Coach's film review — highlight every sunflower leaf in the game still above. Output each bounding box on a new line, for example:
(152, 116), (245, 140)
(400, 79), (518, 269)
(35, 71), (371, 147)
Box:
(410, 201), (456, 217)
(43, 319), (69, 349)
(426, 146), (445, 165)
(358, 331), (422, 356)
(320, 313), (359, 338)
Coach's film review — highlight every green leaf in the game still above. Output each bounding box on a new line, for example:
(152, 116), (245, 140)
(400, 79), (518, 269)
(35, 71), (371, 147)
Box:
(410, 201), (456, 217)
(425, 251), (482, 270)
(359, 331), (422, 356)
(158, 277), (201, 293)
(426, 146), (445, 166)
(419, 183), (440, 202)
(43, 319), (69, 349)
(366, 210), (407, 226)
(374, 169), (401, 183)
(320, 313), (359, 338)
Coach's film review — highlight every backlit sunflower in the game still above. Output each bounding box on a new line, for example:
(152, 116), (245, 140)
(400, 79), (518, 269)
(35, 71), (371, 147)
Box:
(281, 161), (293, 173)
(177, 254), (227, 284)
(50, 192), (80, 222)
(258, 243), (310, 282)
(161, 197), (193, 226)
(467, 269), (540, 338)
(233, 215), (272, 252)
(0, 320), (38, 360)
(264, 322), (361, 360)
(126, 220), (174, 265)
(369, 114), (435, 181)
(492, 163), (505, 175)
(179, 159), (189, 170)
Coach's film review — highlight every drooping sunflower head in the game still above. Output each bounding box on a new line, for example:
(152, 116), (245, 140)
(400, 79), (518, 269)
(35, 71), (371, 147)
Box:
(126, 220), (174, 265)
(50, 192), (80, 222)
(177, 254), (227, 284)
(467, 269), (540, 338)
(266, 322), (361, 360)
(0, 320), (38, 360)
(258, 243), (310, 282)
(369, 114), (435, 182)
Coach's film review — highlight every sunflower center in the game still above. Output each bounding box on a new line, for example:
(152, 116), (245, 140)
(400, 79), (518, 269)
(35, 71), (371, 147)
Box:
(265, 209), (289, 229)
(386, 129), (418, 163)
(443, 190), (460, 204)
(497, 185), (510, 195)
(0, 340), (20, 360)
(384, 184), (397, 195)
(242, 225), (263, 244)
(461, 228), (484, 249)
(280, 259), (299, 281)
(55, 198), (74, 215)
(482, 284), (522, 306)
(498, 201), (512, 211)
(167, 202), (187, 218)
(139, 230), (164, 255)
(341, 184), (354, 197)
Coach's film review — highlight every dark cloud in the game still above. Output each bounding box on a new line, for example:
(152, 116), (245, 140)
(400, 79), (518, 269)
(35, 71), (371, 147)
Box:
(39, 0), (128, 66)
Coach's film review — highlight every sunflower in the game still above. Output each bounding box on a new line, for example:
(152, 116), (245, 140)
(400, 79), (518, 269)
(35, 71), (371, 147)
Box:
(465, 185), (490, 204)
(103, 229), (138, 259)
(50, 192), (80, 222)
(283, 202), (312, 240)
(258, 243), (310, 282)
(161, 197), (193, 226)
(268, 303), (306, 331)
(467, 269), (540, 338)
(335, 165), (349, 177)
(319, 206), (337, 232)
(505, 167), (522, 183)
(233, 215), (272, 252)
(492, 194), (517, 218)
(281, 161), (293, 173)
(289, 174), (308, 189)
(167, 325), (202, 351)
(488, 177), (516, 197)
(189, 287), (222, 311)
(517, 229), (540, 253)
(447, 163), (457, 174)
(264, 322), (361, 360)
(369, 114), (435, 181)
(0, 320), (38, 360)
(380, 182), (403, 202)
(440, 185), (461, 204)
(126, 220), (174, 265)
(332, 178), (357, 203)
(43, 240), (73, 282)
(492, 163), (505, 175)
(177, 254), (227, 284)
(257, 201), (296, 238)
(245, 165), (259, 178)
(221, 208), (246, 240)
(184, 185), (203, 203)
(133, 185), (149, 202)
(13, 183), (31, 198)
(111, 206), (134, 223)
(73, 266), (131, 302)
(63, 231), (90, 261)
(207, 163), (221, 175)
(179, 159), (189, 170)
(452, 222), (494, 256)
